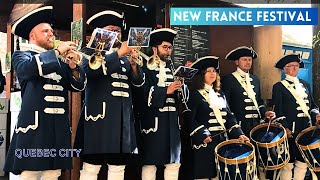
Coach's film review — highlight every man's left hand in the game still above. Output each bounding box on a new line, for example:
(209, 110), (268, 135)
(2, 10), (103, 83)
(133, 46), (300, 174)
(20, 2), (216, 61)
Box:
(129, 48), (139, 67)
(265, 111), (276, 120)
(238, 135), (250, 143)
(316, 114), (320, 126)
(65, 51), (79, 69)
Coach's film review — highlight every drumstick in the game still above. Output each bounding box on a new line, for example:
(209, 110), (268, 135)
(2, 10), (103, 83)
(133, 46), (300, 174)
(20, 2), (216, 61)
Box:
(266, 118), (272, 133)
(210, 124), (241, 139)
(311, 123), (320, 137)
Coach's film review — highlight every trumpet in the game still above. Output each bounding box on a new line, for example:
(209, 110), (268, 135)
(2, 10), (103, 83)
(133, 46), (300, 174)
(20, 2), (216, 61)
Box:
(146, 55), (160, 70)
(71, 41), (104, 70)
(86, 41), (105, 70)
(118, 39), (150, 67)
(61, 49), (103, 70)
(49, 38), (104, 70)
(127, 46), (151, 67)
(48, 38), (84, 66)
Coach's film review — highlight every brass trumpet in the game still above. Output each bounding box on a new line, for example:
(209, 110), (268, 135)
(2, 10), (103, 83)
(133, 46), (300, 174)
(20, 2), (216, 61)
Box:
(48, 38), (82, 66)
(146, 55), (160, 70)
(86, 41), (105, 70)
(118, 39), (150, 67)
(69, 41), (104, 70)
(127, 46), (151, 67)
(49, 38), (104, 70)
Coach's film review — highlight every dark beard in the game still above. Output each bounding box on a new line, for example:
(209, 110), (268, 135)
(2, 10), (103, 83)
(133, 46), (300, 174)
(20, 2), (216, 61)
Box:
(158, 54), (166, 61)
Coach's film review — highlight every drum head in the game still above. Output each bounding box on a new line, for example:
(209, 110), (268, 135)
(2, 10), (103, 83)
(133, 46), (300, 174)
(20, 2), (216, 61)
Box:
(251, 126), (283, 143)
(297, 128), (320, 147)
(217, 143), (252, 159)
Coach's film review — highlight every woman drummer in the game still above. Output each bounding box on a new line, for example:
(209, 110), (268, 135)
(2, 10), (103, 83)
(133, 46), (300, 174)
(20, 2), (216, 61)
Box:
(187, 56), (249, 180)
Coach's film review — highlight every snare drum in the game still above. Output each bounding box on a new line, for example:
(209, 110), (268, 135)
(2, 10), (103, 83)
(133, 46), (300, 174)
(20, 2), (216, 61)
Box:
(296, 126), (320, 172)
(250, 123), (290, 170)
(215, 139), (257, 180)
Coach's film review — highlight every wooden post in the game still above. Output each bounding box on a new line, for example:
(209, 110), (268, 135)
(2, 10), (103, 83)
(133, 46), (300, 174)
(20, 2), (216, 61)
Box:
(6, 25), (13, 99)
(70, 1), (86, 180)
(164, 3), (171, 28)
(312, 1), (320, 106)
(253, 26), (282, 101)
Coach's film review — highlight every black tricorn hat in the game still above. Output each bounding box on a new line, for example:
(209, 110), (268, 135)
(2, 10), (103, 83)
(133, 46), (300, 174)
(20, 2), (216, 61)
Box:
(225, 46), (258, 61)
(149, 28), (177, 47)
(11, 6), (53, 40)
(275, 53), (304, 69)
(190, 56), (220, 74)
(86, 10), (125, 29)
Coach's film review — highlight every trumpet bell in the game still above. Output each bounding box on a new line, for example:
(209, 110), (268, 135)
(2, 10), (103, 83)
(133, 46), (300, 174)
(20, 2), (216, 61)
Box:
(89, 53), (103, 70)
(147, 55), (160, 70)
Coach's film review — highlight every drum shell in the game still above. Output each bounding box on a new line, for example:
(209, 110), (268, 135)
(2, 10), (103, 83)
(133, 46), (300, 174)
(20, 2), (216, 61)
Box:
(296, 126), (320, 172)
(215, 139), (257, 180)
(250, 123), (290, 170)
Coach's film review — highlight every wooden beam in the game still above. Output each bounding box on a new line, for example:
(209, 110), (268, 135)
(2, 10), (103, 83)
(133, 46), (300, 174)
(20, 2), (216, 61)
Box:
(253, 26), (282, 100)
(6, 25), (13, 99)
(164, 3), (171, 28)
(70, 1), (86, 180)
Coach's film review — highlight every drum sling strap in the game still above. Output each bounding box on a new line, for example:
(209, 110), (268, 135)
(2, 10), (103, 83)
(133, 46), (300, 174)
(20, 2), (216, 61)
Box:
(198, 89), (226, 131)
(281, 80), (311, 121)
(232, 72), (261, 119)
(281, 81), (319, 179)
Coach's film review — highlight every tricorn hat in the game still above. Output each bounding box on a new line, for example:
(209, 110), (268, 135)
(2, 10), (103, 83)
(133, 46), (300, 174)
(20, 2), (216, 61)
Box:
(87, 10), (125, 29)
(225, 46), (258, 61)
(149, 28), (177, 47)
(190, 56), (220, 73)
(275, 53), (304, 69)
(11, 6), (53, 40)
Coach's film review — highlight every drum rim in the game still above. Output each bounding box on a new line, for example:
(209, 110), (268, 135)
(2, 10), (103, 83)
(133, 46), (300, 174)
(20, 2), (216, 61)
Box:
(312, 167), (320, 172)
(250, 123), (287, 148)
(302, 157), (320, 173)
(260, 156), (290, 170)
(214, 139), (255, 164)
(296, 126), (320, 150)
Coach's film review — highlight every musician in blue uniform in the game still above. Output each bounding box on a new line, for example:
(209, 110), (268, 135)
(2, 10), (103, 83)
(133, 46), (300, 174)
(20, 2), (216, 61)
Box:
(74, 10), (144, 180)
(140, 28), (182, 180)
(272, 54), (320, 180)
(187, 56), (249, 180)
(4, 6), (86, 180)
(221, 46), (275, 137)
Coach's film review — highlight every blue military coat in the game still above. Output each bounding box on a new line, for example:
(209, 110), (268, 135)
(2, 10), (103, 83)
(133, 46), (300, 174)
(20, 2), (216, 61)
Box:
(272, 79), (319, 136)
(221, 72), (266, 136)
(140, 61), (181, 165)
(4, 47), (86, 175)
(272, 78), (319, 162)
(187, 88), (243, 179)
(74, 48), (144, 155)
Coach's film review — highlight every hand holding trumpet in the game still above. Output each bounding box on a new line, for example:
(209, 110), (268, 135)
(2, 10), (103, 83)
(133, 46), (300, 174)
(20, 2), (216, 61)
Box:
(50, 38), (80, 68)
(55, 41), (77, 55)
(117, 41), (134, 58)
(128, 48), (140, 67)
(116, 41), (142, 76)
(117, 40), (146, 67)
(63, 51), (80, 69)
(49, 38), (77, 55)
